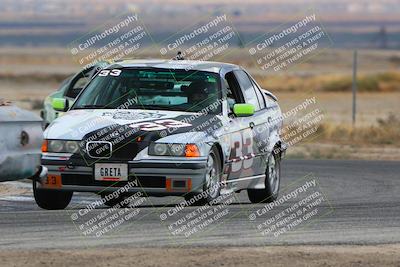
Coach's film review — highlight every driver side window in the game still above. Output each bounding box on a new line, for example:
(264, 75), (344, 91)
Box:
(233, 70), (261, 111)
(225, 71), (244, 114)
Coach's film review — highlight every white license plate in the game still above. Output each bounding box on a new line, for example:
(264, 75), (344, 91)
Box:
(94, 163), (128, 181)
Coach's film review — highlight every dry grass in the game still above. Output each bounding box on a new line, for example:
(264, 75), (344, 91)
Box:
(255, 71), (400, 92)
(0, 73), (70, 85)
(1, 245), (400, 267)
(276, 91), (400, 126)
(286, 143), (400, 161)
(5, 47), (399, 93)
(315, 114), (400, 146)
(284, 114), (400, 160)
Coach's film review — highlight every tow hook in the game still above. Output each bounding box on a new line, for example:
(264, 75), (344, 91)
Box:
(30, 166), (48, 182)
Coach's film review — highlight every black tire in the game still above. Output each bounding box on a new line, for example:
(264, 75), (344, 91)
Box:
(248, 152), (281, 204)
(33, 181), (73, 210)
(184, 147), (222, 206)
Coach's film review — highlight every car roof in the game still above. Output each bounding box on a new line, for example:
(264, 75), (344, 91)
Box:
(106, 59), (239, 74)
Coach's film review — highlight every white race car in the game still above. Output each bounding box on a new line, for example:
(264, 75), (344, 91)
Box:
(36, 60), (285, 209)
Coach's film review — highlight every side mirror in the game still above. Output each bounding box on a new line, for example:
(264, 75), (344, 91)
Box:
(233, 103), (255, 117)
(52, 98), (69, 112)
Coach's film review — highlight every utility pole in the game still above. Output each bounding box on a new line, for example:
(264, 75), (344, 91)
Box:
(352, 50), (358, 126)
(378, 26), (388, 49)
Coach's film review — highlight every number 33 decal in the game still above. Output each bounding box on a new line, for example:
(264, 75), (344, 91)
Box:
(98, 69), (122, 77)
(231, 129), (254, 172)
(129, 119), (192, 131)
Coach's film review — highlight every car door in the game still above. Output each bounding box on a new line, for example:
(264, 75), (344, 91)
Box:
(224, 70), (262, 181)
(235, 69), (272, 176)
(246, 71), (281, 155)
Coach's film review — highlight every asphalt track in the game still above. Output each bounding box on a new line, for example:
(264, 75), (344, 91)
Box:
(0, 159), (399, 250)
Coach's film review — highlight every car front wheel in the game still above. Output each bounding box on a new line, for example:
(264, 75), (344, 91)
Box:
(33, 181), (73, 210)
(184, 147), (221, 205)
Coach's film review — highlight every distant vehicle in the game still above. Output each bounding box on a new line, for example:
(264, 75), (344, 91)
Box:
(36, 60), (285, 210)
(0, 102), (47, 182)
(40, 64), (104, 127)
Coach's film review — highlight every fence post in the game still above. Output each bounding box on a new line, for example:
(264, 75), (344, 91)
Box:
(352, 50), (358, 126)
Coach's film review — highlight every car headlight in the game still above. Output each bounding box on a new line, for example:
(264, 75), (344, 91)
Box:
(170, 144), (185, 156)
(149, 143), (199, 157)
(44, 140), (80, 153)
(65, 141), (79, 153)
(48, 140), (64, 153)
(153, 143), (168, 156)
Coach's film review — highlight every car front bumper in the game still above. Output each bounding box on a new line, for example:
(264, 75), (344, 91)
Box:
(39, 155), (208, 196)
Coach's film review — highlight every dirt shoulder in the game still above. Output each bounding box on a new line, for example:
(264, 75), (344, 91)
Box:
(0, 181), (30, 197)
(0, 245), (399, 267)
(287, 143), (400, 161)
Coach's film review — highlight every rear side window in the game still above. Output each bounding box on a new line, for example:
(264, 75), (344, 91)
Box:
(248, 75), (266, 109)
(233, 70), (260, 110)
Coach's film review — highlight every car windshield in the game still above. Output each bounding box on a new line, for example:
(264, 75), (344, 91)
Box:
(72, 68), (222, 113)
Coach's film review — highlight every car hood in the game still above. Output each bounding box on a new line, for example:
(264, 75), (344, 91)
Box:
(45, 109), (224, 141)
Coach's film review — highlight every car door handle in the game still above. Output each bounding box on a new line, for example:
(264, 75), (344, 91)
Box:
(249, 122), (255, 129)
(268, 117), (272, 123)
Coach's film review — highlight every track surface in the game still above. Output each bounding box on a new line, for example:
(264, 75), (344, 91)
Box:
(0, 159), (399, 249)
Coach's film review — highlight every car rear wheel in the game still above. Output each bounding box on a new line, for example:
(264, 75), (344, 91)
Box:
(247, 152), (280, 203)
(184, 147), (221, 205)
(33, 181), (73, 210)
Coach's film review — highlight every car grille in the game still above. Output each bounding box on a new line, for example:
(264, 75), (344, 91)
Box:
(86, 141), (112, 158)
(61, 174), (166, 188)
(80, 124), (143, 162)
(110, 141), (140, 161)
(85, 140), (140, 160)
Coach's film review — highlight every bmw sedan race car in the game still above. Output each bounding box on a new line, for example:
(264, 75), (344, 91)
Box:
(35, 59), (285, 210)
